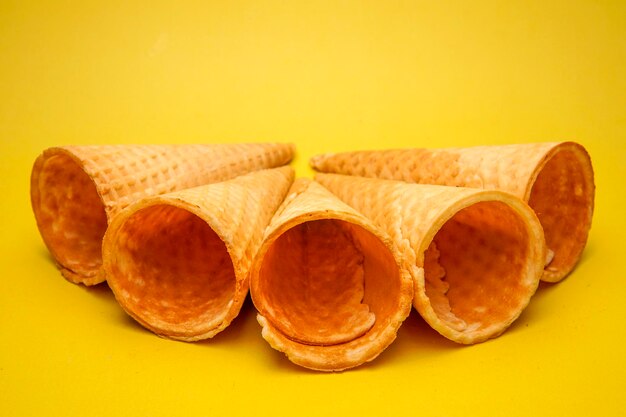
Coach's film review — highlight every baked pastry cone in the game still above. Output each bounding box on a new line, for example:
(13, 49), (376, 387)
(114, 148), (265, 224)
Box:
(102, 167), (294, 341)
(315, 174), (545, 344)
(31, 143), (294, 285)
(311, 142), (594, 282)
(250, 179), (413, 371)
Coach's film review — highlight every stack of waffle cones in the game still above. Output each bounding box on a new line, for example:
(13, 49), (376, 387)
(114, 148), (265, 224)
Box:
(311, 142), (595, 282)
(31, 143), (294, 285)
(30, 141), (594, 371)
(31, 143), (295, 340)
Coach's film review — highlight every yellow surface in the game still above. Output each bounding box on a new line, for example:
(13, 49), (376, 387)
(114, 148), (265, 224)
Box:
(1, 1), (625, 415)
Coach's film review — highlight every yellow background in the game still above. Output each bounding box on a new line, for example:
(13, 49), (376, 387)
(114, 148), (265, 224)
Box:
(1, 1), (625, 416)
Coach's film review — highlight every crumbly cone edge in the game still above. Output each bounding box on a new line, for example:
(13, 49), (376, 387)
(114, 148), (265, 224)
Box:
(523, 142), (595, 282)
(31, 149), (105, 285)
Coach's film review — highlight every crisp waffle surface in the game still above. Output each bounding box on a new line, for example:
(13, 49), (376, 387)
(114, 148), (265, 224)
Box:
(250, 179), (413, 371)
(312, 142), (594, 282)
(30, 143), (294, 284)
(315, 174), (545, 344)
(56, 143), (295, 217)
(311, 143), (559, 197)
(103, 167), (294, 341)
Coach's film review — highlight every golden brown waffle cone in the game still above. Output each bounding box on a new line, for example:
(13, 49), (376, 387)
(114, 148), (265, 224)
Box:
(250, 179), (413, 371)
(315, 174), (545, 344)
(311, 142), (594, 282)
(102, 167), (294, 341)
(30, 143), (295, 285)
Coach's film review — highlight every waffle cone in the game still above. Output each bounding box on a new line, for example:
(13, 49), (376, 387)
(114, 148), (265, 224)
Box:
(102, 167), (294, 341)
(311, 142), (594, 282)
(315, 174), (545, 344)
(31, 143), (294, 285)
(250, 179), (413, 371)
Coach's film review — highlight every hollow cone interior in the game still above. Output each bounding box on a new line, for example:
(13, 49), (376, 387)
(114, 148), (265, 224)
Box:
(250, 179), (413, 371)
(103, 167), (294, 341)
(315, 174), (545, 344)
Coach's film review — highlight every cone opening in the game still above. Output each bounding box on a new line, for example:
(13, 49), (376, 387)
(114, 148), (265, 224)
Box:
(108, 204), (236, 337)
(528, 145), (594, 280)
(32, 153), (108, 280)
(256, 219), (400, 346)
(423, 201), (532, 335)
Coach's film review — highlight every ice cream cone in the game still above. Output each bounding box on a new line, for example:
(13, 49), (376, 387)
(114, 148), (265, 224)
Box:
(315, 174), (545, 344)
(250, 179), (413, 371)
(311, 142), (594, 282)
(31, 143), (295, 285)
(102, 167), (294, 341)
